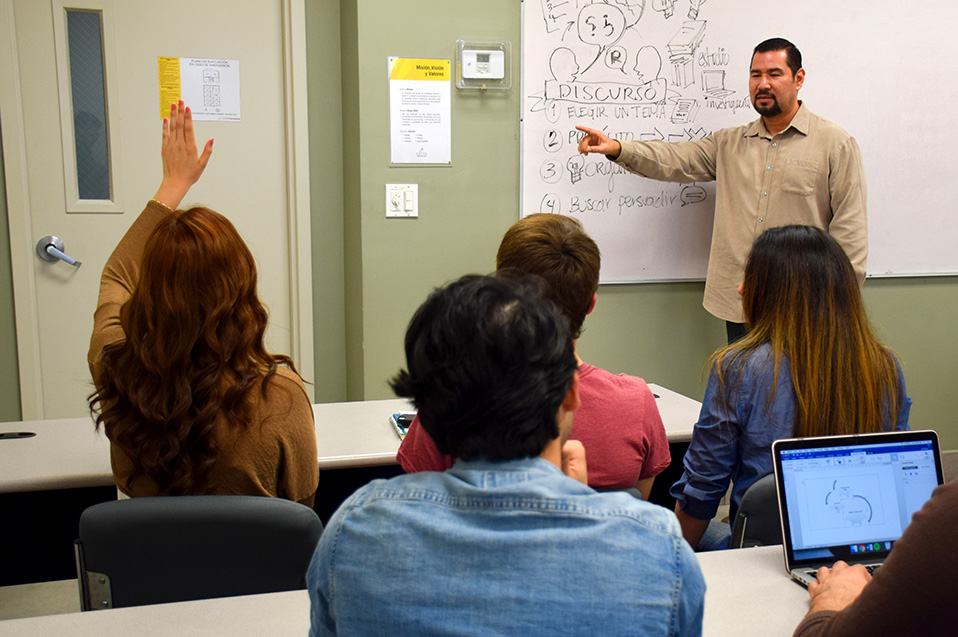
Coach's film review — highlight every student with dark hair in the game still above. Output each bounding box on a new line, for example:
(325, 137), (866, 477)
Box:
(577, 38), (867, 343)
(398, 213), (669, 496)
(671, 225), (910, 550)
(307, 275), (704, 636)
(88, 101), (318, 505)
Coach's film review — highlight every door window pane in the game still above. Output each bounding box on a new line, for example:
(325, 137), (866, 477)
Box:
(67, 10), (110, 200)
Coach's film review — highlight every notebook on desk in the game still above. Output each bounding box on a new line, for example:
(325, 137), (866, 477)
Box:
(772, 430), (943, 587)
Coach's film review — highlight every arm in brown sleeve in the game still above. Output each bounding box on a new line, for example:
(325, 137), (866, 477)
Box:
(793, 481), (958, 636)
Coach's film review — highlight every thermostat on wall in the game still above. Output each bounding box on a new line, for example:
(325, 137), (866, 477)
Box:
(456, 40), (511, 90)
(461, 50), (505, 79)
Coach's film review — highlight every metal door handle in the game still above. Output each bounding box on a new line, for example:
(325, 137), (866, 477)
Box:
(36, 235), (81, 267)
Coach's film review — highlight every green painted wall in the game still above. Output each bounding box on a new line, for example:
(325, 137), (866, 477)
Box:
(305, 0), (347, 402)
(344, 0), (522, 400)
(862, 278), (958, 448)
(333, 0), (958, 450)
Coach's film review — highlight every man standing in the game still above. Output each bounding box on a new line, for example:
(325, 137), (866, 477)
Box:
(577, 38), (866, 343)
(307, 275), (705, 636)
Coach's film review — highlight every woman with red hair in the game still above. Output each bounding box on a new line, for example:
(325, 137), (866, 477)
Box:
(88, 101), (317, 505)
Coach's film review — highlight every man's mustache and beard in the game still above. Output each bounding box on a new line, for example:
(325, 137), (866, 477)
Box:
(753, 89), (782, 117)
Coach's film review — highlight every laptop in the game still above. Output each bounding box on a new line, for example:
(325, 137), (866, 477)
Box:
(772, 430), (943, 587)
(701, 70), (735, 99)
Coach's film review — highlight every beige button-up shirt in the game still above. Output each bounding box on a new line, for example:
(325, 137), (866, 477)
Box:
(614, 103), (867, 323)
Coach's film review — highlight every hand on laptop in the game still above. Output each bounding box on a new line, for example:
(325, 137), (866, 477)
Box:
(807, 561), (872, 614)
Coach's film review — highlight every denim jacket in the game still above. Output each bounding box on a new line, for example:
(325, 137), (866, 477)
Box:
(308, 457), (705, 636)
(672, 344), (912, 522)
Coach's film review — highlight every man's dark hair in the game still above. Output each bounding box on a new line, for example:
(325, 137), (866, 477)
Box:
(753, 38), (802, 76)
(390, 275), (577, 461)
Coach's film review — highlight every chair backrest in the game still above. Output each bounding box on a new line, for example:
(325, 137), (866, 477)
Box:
(75, 495), (323, 610)
(729, 474), (781, 549)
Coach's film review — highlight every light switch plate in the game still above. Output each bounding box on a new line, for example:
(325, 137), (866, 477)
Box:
(386, 184), (418, 218)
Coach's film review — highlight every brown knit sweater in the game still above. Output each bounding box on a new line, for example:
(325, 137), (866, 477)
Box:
(88, 200), (318, 506)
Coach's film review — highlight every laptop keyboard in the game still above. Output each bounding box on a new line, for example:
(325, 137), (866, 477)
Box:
(805, 564), (880, 580)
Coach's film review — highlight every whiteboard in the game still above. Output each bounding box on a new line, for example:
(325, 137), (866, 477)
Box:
(520, 0), (958, 282)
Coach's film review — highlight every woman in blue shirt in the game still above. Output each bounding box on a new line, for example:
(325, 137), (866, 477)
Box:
(671, 225), (911, 550)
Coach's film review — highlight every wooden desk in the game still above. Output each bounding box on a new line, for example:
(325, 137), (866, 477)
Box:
(0, 385), (700, 493)
(0, 546), (810, 636)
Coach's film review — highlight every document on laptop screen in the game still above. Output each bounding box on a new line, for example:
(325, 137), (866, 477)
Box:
(779, 440), (939, 559)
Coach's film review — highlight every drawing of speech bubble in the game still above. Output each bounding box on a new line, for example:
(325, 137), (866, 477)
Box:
(680, 184), (707, 206)
(578, 3), (627, 47)
(605, 46), (628, 70)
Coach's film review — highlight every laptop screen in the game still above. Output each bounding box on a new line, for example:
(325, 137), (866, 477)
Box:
(775, 431), (942, 566)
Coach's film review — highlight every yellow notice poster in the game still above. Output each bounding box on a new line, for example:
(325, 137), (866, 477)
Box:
(388, 57), (451, 164)
(157, 57), (181, 118)
(157, 56), (241, 122)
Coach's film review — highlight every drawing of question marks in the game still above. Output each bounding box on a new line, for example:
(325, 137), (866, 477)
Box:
(578, 3), (627, 48)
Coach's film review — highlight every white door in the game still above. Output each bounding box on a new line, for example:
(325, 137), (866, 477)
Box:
(0, 0), (313, 419)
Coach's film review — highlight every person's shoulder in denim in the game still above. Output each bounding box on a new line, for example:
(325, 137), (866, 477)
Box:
(671, 343), (912, 525)
(308, 457), (705, 637)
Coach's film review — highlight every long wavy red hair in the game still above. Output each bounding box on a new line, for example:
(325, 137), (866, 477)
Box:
(89, 206), (295, 494)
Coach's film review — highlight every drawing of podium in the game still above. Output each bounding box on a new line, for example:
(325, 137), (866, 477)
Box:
(667, 21), (705, 88)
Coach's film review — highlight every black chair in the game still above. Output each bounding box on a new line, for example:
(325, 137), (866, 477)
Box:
(729, 474), (782, 549)
(74, 495), (323, 610)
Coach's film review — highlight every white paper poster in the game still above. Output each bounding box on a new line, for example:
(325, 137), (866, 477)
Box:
(158, 57), (241, 122)
(388, 57), (451, 164)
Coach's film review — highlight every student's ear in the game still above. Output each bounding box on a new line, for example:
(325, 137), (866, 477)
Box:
(562, 372), (581, 413)
(586, 293), (597, 316)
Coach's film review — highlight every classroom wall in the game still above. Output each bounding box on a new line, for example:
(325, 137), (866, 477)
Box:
(0, 1), (956, 452)
(305, 0), (347, 403)
(327, 0), (958, 449)
(337, 0), (524, 401)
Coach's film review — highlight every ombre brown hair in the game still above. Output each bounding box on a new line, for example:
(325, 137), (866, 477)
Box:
(496, 214), (600, 339)
(89, 206), (295, 494)
(715, 225), (902, 438)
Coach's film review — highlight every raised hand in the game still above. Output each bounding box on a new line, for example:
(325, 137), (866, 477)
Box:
(152, 100), (214, 210)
